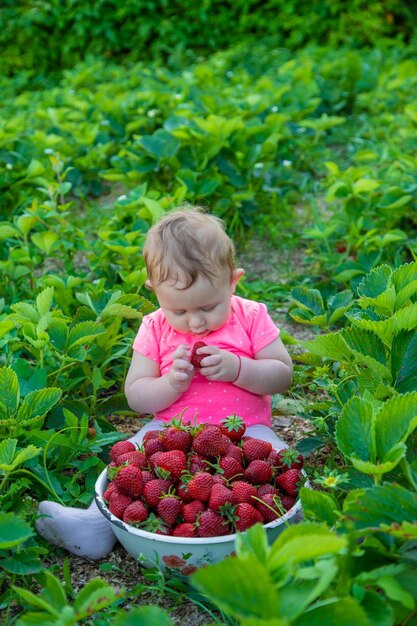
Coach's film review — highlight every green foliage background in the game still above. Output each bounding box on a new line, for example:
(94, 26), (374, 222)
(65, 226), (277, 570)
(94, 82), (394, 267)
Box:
(1, 0), (416, 76)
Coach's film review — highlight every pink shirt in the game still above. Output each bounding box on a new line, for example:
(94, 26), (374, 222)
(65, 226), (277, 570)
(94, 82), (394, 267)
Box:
(132, 295), (280, 427)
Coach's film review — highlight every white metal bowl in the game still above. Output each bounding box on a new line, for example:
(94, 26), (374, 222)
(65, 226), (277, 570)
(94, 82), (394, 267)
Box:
(95, 467), (305, 569)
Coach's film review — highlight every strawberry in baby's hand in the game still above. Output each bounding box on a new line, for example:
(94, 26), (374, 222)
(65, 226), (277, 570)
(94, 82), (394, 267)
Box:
(191, 341), (208, 369)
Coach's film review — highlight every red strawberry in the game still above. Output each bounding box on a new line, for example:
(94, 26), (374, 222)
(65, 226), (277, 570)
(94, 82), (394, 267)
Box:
(113, 464), (143, 497)
(189, 454), (208, 474)
(108, 492), (132, 519)
(245, 460), (272, 485)
(144, 437), (165, 457)
(192, 425), (225, 457)
(219, 456), (244, 481)
(235, 503), (263, 532)
(187, 472), (214, 502)
(276, 469), (301, 497)
(116, 450), (147, 468)
(275, 448), (304, 471)
(208, 483), (236, 511)
(109, 440), (136, 462)
(142, 430), (162, 444)
(123, 500), (148, 525)
(142, 478), (172, 508)
(255, 493), (282, 523)
(177, 481), (194, 503)
(197, 510), (230, 537)
(103, 482), (117, 502)
(281, 495), (296, 511)
(242, 438), (273, 463)
(172, 522), (196, 537)
(160, 426), (192, 453)
(148, 451), (164, 472)
(221, 434), (232, 455)
(220, 414), (246, 443)
(212, 473), (228, 485)
(224, 442), (244, 464)
(181, 500), (205, 523)
(257, 484), (279, 497)
(142, 470), (155, 484)
(231, 481), (257, 504)
(190, 341), (208, 369)
(154, 450), (187, 481)
(157, 496), (182, 526)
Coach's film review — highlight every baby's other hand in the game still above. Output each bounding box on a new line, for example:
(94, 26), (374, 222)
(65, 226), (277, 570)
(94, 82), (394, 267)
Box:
(197, 346), (240, 383)
(168, 344), (194, 392)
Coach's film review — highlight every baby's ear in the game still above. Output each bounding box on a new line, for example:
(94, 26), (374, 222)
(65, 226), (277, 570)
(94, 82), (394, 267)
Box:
(145, 279), (153, 290)
(231, 268), (245, 290)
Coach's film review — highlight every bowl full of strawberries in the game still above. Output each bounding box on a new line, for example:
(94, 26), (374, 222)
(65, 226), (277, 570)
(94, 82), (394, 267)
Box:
(95, 414), (306, 570)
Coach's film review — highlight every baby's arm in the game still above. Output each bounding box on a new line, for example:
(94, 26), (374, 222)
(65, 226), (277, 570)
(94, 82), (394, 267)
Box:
(124, 344), (194, 414)
(198, 336), (293, 395)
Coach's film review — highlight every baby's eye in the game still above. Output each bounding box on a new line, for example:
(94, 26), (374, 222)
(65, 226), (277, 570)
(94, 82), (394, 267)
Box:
(201, 305), (215, 312)
(173, 310), (185, 315)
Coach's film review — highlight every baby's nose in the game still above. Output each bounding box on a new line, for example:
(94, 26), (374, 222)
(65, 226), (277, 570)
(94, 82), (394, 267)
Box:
(189, 313), (204, 329)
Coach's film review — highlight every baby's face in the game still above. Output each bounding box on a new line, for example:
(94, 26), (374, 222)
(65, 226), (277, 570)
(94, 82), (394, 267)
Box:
(153, 270), (242, 336)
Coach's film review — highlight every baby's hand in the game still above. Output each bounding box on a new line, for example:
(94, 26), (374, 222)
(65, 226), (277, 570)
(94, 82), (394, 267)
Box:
(197, 346), (241, 383)
(168, 344), (194, 392)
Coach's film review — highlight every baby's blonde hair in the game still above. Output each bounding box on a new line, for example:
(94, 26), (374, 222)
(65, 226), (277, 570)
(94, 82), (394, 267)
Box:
(144, 207), (236, 288)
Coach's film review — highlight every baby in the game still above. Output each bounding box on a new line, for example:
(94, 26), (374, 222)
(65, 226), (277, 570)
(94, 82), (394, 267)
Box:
(36, 207), (293, 559)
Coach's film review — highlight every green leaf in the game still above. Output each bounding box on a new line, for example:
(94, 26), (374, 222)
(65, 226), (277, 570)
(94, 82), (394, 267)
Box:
(10, 301), (39, 323)
(269, 532), (346, 571)
(0, 366), (20, 415)
(48, 320), (69, 352)
(11, 444), (41, 469)
(0, 223), (20, 239)
(391, 331), (417, 392)
(353, 178), (380, 194)
(357, 265), (391, 299)
(360, 589), (394, 626)
(99, 303), (142, 320)
(74, 580), (122, 619)
(374, 392), (417, 459)
(293, 597), (371, 626)
(36, 287), (54, 317)
(279, 559), (339, 621)
(336, 397), (375, 464)
(290, 287), (325, 316)
(235, 523), (270, 564)
(16, 214), (39, 236)
(380, 520), (417, 539)
(301, 332), (350, 362)
(192, 555), (281, 621)
(67, 322), (106, 349)
(300, 488), (340, 526)
(42, 571), (68, 611)
(31, 231), (59, 254)
(347, 301), (417, 342)
(0, 438), (17, 470)
(341, 327), (389, 379)
(0, 512), (33, 549)
(377, 576), (415, 610)
(26, 158), (45, 178)
(344, 483), (417, 532)
(138, 129), (180, 159)
(1, 552), (43, 575)
(16, 387), (62, 424)
(11, 585), (59, 616)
